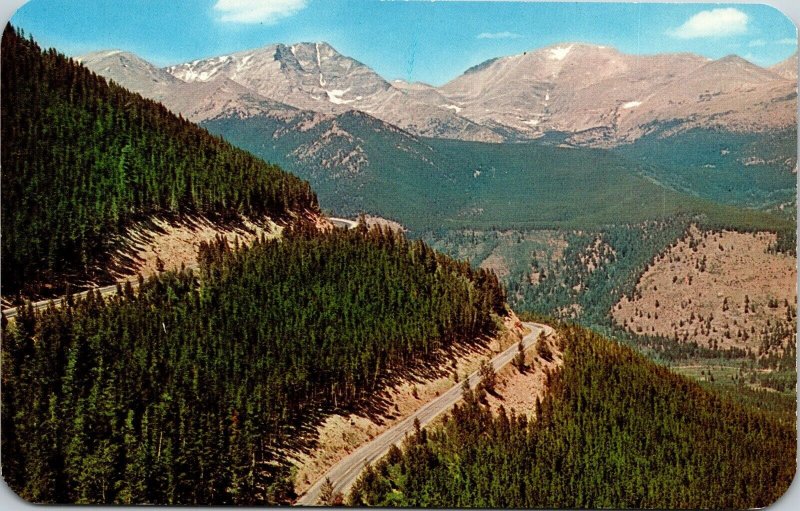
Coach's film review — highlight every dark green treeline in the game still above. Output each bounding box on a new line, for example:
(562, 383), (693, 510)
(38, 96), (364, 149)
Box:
(1, 225), (505, 504)
(1, 25), (318, 297)
(350, 324), (796, 509)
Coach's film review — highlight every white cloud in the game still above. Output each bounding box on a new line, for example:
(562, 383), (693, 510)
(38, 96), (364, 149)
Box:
(213, 0), (307, 24)
(668, 8), (749, 39)
(477, 31), (522, 40)
(748, 38), (796, 49)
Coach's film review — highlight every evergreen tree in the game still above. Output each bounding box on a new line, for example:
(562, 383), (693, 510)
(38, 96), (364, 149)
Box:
(350, 324), (796, 509)
(1, 25), (318, 298)
(1, 226), (504, 504)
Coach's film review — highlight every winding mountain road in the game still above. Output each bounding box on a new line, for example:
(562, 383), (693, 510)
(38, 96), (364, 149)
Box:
(1, 217), (550, 508)
(1, 216), (359, 319)
(296, 321), (553, 506)
(328, 217), (359, 230)
(1, 278), (143, 319)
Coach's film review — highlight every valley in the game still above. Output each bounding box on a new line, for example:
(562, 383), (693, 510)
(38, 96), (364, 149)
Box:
(202, 116), (796, 232)
(74, 32), (798, 410)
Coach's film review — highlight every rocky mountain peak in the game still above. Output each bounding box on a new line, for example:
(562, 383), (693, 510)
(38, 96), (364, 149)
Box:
(81, 40), (796, 147)
(79, 49), (181, 85)
(695, 54), (784, 83)
(770, 52), (798, 81)
(79, 49), (184, 106)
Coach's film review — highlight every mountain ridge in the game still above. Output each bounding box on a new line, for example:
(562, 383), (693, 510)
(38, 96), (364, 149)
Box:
(77, 40), (797, 225)
(439, 43), (794, 144)
(162, 41), (504, 142)
(771, 51), (799, 81)
(81, 40), (796, 147)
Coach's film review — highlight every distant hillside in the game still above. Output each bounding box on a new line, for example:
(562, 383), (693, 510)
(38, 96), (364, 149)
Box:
(614, 127), (797, 210)
(203, 112), (793, 235)
(771, 52), (798, 81)
(350, 323), (796, 509)
(1, 26), (318, 298)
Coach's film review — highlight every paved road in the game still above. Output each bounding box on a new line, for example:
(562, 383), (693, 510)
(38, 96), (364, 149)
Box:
(2, 216), (360, 319)
(3, 214), (542, 506)
(1, 277), (144, 319)
(296, 321), (554, 506)
(328, 217), (359, 230)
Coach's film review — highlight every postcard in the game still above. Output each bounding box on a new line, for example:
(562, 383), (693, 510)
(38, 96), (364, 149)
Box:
(1, 1), (797, 508)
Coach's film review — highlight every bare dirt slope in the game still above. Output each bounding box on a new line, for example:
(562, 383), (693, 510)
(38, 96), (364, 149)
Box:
(613, 226), (796, 353)
(484, 330), (564, 417)
(290, 314), (527, 495)
(363, 215), (406, 233)
(107, 215), (282, 281)
(771, 52), (798, 81)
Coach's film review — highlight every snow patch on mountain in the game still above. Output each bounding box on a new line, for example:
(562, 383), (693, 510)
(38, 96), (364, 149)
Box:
(198, 69), (221, 81)
(548, 45), (574, 61)
(237, 54), (254, 72)
(327, 89), (353, 105)
(316, 42), (327, 87)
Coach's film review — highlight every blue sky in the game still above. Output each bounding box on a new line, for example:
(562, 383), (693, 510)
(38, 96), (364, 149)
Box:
(10, 1), (798, 86)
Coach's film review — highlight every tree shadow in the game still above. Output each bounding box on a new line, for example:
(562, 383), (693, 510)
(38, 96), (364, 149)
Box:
(272, 333), (496, 464)
(4, 213), (276, 304)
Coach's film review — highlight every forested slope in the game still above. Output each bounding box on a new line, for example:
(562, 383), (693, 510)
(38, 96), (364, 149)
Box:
(614, 127), (797, 211)
(1, 25), (318, 297)
(1, 225), (506, 504)
(349, 324), (796, 509)
(205, 107), (794, 236)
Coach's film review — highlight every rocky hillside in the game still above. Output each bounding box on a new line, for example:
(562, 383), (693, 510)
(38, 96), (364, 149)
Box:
(92, 42), (502, 142)
(82, 41), (797, 147)
(771, 51), (798, 81)
(440, 43), (796, 146)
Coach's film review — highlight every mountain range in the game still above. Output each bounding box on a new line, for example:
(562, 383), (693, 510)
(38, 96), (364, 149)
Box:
(79, 41), (798, 225)
(80, 42), (797, 147)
